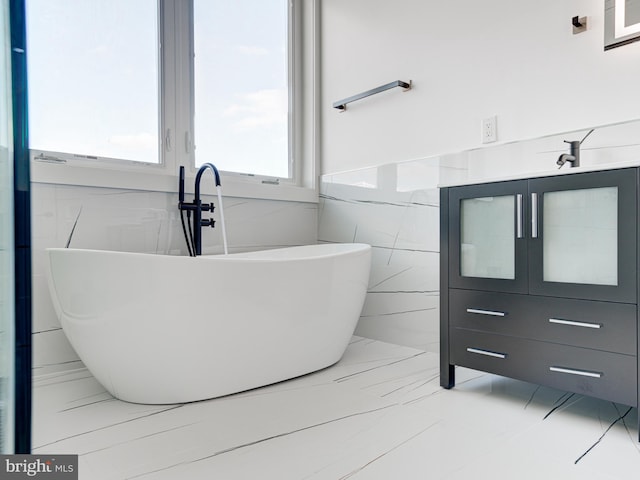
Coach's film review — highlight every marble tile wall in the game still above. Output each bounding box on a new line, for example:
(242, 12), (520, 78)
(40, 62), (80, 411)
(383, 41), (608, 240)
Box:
(446, 119), (640, 186)
(31, 182), (318, 377)
(318, 162), (448, 352)
(319, 119), (640, 351)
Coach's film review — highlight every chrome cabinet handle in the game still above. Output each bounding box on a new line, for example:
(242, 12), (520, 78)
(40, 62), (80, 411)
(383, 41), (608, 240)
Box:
(549, 366), (602, 378)
(467, 347), (507, 359)
(549, 318), (602, 329)
(531, 192), (538, 238)
(466, 308), (506, 317)
(516, 194), (523, 239)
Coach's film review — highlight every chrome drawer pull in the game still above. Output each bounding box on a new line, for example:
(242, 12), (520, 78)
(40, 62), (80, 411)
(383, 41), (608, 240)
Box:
(549, 366), (602, 378)
(466, 347), (507, 359)
(549, 318), (602, 329)
(466, 308), (506, 317)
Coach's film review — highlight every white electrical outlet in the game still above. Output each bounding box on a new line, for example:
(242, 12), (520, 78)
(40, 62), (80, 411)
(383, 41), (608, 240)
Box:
(482, 116), (497, 144)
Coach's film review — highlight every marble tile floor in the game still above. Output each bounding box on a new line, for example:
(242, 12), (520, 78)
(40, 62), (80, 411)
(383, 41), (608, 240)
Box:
(33, 337), (640, 480)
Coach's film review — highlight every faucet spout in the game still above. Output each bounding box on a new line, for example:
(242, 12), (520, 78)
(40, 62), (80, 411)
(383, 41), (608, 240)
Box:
(194, 163), (221, 200)
(557, 153), (577, 168)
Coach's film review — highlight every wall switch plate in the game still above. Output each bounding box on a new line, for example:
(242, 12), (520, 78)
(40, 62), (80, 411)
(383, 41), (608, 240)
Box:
(482, 116), (497, 144)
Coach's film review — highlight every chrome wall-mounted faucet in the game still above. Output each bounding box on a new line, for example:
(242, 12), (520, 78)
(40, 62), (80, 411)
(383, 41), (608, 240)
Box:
(557, 129), (594, 169)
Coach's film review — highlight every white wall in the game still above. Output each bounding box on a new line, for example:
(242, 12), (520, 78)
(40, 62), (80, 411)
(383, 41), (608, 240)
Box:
(320, 0), (640, 174)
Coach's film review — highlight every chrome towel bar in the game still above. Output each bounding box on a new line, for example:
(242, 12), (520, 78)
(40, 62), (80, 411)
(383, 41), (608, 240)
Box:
(333, 80), (411, 111)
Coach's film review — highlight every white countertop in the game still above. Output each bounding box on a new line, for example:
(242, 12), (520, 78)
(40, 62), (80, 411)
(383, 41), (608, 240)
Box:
(438, 159), (640, 188)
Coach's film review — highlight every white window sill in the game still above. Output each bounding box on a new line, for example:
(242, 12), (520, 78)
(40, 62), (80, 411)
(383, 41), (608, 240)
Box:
(31, 161), (319, 203)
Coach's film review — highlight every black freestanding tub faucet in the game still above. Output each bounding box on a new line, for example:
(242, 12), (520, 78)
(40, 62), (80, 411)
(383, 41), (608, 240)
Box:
(178, 163), (222, 256)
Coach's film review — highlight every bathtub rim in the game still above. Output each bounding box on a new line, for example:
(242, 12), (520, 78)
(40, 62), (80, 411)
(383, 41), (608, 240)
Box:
(45, 242), (372, 263)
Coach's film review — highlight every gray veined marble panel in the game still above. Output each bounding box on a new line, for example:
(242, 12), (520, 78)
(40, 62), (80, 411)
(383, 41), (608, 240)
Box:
(319, 172), (441, 351)
(358, 292), (439, 351)
(218, 197), (317, 253)
(319, 183), (439, 252)
(367, 242), (439, 290)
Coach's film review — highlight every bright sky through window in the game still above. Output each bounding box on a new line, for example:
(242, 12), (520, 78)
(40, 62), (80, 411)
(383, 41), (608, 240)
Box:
(26, 0), (292, 179)
(26, 0), (159, 163)
(193, 0), (290, 178)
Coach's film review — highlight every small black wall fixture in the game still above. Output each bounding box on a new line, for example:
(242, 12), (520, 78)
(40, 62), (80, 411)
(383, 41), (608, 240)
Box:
(333, 80), (412, 111)
(572, 15), (587, 34)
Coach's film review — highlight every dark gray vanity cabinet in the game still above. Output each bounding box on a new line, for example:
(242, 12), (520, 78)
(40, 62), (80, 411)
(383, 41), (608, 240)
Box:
(440, 167), (640, 433)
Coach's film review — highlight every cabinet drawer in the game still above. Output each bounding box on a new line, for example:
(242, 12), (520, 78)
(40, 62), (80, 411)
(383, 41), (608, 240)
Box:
(450, 289), (637, 355)
(450, 329), (637, 406)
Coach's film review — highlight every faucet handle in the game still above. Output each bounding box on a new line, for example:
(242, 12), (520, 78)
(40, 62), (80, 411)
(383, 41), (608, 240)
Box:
(201, 218), (216, 228)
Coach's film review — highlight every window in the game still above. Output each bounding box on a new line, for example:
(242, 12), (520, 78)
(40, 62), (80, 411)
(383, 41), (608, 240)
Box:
(193, 0), (290, 178)
(26, 0), (160, 164)
(26, 0), (317, 201)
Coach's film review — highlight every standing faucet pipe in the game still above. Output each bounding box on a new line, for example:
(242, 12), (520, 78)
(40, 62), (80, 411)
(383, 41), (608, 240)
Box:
(193, 163), (221, 256)
(178, 164), (222, 256)
(178, 167), (194, 256)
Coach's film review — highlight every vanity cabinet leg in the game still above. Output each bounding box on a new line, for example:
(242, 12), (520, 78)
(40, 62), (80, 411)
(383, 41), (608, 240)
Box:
(441, 364), (455, 389)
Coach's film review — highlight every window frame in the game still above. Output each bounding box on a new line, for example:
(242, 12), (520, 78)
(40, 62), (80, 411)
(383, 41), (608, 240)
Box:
(28, 0), (318, 203)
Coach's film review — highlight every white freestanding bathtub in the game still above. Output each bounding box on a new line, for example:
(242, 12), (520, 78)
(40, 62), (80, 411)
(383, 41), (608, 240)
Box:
(46, 244), (371, 404)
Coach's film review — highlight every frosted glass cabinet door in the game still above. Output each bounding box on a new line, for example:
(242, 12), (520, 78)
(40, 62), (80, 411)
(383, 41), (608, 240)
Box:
(448, 179), (528, 294)
(543, 187), (617, 286)
(460, 195), (515, 279)
(529, 168), (637, 303)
